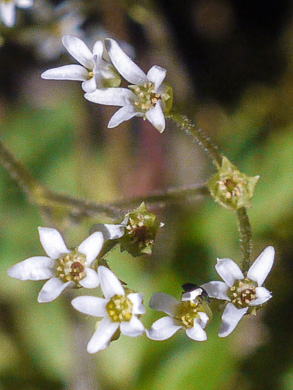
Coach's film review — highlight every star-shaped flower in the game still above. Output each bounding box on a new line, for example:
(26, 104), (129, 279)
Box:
(147, 290), (212, 341)
(85, 38), (173, 132)
(41, 35), (121, 92)
(71, 266), (145, 353)
(8, 227), (104, 303)
(0, 0), (33, 27)
(202, 246), (275, 337)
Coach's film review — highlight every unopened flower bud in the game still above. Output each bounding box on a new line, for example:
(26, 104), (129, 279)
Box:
(208, 157), (259, 211)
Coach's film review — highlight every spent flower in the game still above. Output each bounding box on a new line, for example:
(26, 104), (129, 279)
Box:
(41, 35), (121, 92)
(71, 266), (145, 353)
(8, 227), (103, 303)
(85, 38), (173, 132)
(208, 156), (260, 211)
(119, 202), (163, 257)
(202, 246), (275, 337)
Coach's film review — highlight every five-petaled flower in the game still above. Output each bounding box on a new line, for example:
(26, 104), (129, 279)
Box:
(0, 0), (33, 27)
(85, 38), (173, 132)
(147, 289), (212, 342)
(41, 35), (121, 92)
(71, 266), (145, 353)
(202, 246), (275, 337)
(7, 227), (104, 303)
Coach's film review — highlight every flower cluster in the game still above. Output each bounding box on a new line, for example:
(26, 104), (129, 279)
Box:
(42, 35), (173, 132)
(7, 222), (275, 353)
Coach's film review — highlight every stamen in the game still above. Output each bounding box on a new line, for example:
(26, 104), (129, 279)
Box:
(106, 295), (133, 322)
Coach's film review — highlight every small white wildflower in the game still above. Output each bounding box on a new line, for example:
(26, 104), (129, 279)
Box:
(41, 35), (121, 92)
(0, 0), (33, 27)
(147, 290), (212, 341)
(202, 246), (275, 337)
(85, 38), (173, 133)
(71, 266), (145, 353)
(7, 227), (103, 303)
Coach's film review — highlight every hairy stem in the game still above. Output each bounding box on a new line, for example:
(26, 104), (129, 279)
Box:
(237, 207), (253, 272)
(0, 139), (123, 220)
(109, 184), (209, 209)
(169, 112), (222, 166)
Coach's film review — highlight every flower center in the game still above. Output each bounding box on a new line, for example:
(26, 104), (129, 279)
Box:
(130, 82), (164, 113)
(218, 175), (247, 200)
(174, 300), (201, 329)
(228, 278), (257, 308)
(55, 250), (87, 285)
(106, 294), (133, 322)
(126, 216), (154, 249)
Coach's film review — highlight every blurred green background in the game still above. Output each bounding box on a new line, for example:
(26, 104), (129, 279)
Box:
(0, 1), (293, 389)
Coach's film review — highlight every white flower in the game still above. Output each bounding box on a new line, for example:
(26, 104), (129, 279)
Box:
(147, 291), (211, 341)
(202, 246), (275, 337)
(0, 0), (33, 27)
(7, 227), (104, 303)
(41, 35), (121, 93)
(71, 266), (145, 353)
(85, 38), (173, 133)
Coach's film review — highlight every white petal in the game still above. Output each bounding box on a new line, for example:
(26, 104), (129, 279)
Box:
(201, 281), (230, 300)
(108, 105), (139, 128)
(92, 40), (104, 59)
(38, 278), (73, 303)
(7, 256), (55, 280)
(198, 312), (210, 328)
(219, 303), (248, 337)
(92, 223), (125, 240)
(98, 266), (125, 299)
(17, 0), (33, 8)
(71, 296), (107, 317)
(78, 231), (104, 265)
(85, 88), (135, 107)
(216, 258), (244, 287)
(247, 246), (275, 286)
(250, 287), (272, 306)
(186, 320), (207, 341)
(41, 65), (89, 81)
(105, 39), (147, 85)
(79, 268), (100, 288)
(149, 293), (179, 316)
(87, 318), (119, 354)
(120, 316), (145, 337)
(146, 317), (181, 340)
(145, 101), (166, 133)
(1, 3), (15, 27)
(62, 35), (94, 70)
(147, 65), (166, 91)
(38, 227), (70, 259)
(81, 77), (97, 93)
(128, 293), (145, 314)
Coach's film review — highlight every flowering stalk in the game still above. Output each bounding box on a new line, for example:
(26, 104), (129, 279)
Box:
(237, 207), (253, 272)
(0, 138), (123, 220)
(168, 113), (255, 270)
(168, 112), (222, 167)
(109, 184), (209, 210)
